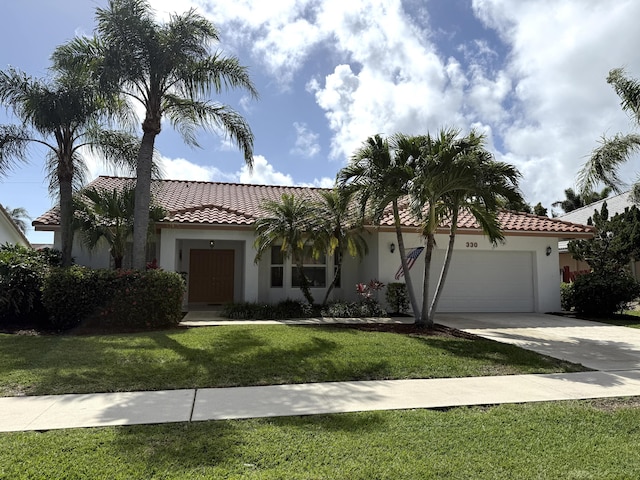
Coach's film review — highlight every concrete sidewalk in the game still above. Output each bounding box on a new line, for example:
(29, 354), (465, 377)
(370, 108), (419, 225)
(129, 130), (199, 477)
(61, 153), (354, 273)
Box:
(4, 369), (640, 433)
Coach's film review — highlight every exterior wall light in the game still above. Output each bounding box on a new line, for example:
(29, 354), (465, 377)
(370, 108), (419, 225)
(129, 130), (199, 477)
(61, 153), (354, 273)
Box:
(209, 240), (215, 249)
(546, 246), (552, 256)
(390, 242), (396, 253)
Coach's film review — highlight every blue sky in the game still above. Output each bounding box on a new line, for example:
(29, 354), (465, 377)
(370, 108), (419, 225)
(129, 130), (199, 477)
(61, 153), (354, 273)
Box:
(1, 0), (640, 244)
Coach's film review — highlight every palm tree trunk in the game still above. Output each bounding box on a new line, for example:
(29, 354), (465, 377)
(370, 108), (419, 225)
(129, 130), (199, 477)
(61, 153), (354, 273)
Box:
(428, 214), (458, 323)
(322, 262), (341, 305)
(296, 258), (314, 304)
(393, 200), (420, 321)
(131, 129), (156, 270)
(58, 171), (74, 268)
(418, 232), (436, 329)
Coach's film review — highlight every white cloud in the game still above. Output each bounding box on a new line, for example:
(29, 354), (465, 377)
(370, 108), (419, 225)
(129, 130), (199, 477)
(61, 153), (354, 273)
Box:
(237, 155), (295, 185)
(300, 177), (335, 188)
(157, 155), (237, 182)
(470, 0), (640, 206)
(146, 0), (640, 209)
(290, 122), (320, 158)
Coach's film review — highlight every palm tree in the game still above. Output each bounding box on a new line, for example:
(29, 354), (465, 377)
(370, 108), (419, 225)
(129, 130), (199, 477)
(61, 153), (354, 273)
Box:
(578, 68), (640, 198)
(337, 134), (421, 320)
(3, 206), (30, 233)
(552, 187), (612, 213)
(0, 67), (139, 266)
(314, 189), (369, 305)
(54, 0), (258, 270)
(254, 194), (319, 304)
(411, 128), (522, 328)
(74, 185), (166, 269)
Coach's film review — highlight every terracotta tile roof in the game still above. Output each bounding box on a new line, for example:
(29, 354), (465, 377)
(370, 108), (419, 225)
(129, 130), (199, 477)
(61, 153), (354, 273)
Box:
(33, 176), (594, 237)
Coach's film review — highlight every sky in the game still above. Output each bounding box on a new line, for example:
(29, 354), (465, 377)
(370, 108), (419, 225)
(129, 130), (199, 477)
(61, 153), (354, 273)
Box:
(1, 0), (640, 244)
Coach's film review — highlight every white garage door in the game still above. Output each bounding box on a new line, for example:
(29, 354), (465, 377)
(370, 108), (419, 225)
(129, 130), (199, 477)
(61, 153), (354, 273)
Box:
(430, 250), (534, 312)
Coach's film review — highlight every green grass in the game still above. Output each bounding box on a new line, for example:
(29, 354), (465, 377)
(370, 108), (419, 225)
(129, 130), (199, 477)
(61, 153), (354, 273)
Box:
(583, 311), (640, 329)
(0, 325), (586, 396)
(1, 399), (639, 479)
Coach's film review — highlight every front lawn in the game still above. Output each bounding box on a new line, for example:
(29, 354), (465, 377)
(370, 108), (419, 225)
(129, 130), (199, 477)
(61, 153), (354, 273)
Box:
(0, 324), (587, 396)
(581, 311), (640, 329)
(1, 399), (639, 479)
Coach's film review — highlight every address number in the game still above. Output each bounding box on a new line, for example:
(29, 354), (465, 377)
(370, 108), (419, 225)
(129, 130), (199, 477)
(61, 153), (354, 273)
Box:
(465, 242), (478, 248)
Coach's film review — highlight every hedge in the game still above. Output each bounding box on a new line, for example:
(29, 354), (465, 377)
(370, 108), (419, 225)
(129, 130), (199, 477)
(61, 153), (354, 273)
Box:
(43, 267), (186, 330)
(0, 245), (61, 325)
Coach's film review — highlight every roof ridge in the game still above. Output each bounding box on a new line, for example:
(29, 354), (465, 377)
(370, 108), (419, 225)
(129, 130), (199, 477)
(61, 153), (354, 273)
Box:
(95, 175), (333, 191)
(170, 203), (256, 220)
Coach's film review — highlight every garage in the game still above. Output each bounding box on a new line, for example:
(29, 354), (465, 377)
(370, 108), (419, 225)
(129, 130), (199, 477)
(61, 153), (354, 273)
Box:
(429, 250), (535, 312)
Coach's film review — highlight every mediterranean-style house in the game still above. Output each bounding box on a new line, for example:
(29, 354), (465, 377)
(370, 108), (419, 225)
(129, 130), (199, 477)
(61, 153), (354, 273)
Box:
(0, 204), (30, 247)
(34, 176), (594, 313)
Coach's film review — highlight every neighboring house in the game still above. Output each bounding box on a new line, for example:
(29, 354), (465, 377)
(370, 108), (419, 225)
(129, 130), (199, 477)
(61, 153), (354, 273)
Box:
(34, 176), (594, 313)
(558, 190), (638, 281)
(0, 203), (30, 247)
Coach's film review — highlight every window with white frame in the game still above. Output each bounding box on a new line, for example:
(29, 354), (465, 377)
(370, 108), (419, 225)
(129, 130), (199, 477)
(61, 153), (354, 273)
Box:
(291, 246), (326, 288)
(270, 246), (284, 287)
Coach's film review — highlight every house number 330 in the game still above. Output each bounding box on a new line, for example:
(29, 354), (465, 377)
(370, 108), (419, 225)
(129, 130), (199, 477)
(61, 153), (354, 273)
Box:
(465, 242), (478, 248)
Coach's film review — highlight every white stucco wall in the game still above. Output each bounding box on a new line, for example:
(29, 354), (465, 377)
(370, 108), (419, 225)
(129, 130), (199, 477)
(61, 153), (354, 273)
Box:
(0, 214), (30, 247)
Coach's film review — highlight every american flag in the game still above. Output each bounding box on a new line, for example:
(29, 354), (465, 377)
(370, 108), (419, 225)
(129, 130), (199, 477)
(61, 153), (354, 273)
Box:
(394, 247), (424, 280)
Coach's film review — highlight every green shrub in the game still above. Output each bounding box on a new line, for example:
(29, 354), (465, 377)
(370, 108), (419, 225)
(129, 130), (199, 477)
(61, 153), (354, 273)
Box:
(321, 300), (386, 318)
(42, 268), (185, 330)
(560, 282), (574, 311)
(93, 269), (186, 328)
(221, 300), (313, 320)
(42, 267), (117, 330)
(569, 271), (640, 317)
(385, 282), (409, 314)
(0, 244), (60, 325)
(274, 299), (313, 318)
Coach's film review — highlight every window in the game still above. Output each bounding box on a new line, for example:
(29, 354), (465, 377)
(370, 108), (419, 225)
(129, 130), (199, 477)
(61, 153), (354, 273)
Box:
(291, 246), (326, 288)
(270, 246), (284, 287)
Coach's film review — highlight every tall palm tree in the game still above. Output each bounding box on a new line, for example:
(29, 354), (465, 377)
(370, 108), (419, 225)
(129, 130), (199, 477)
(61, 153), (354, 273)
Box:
(54, 0), (258, 270)
(429, 139), (522, 321)
(0, 67), (139, 266)
(254, 194), (319, 304)
(578, 68), (640, 199)
(411, 128), (522, 328)
(74, 185), (166, 269)
(3, 206), (30, 233)
(337, 134), (421, 320)
(314, 189), (369, 305)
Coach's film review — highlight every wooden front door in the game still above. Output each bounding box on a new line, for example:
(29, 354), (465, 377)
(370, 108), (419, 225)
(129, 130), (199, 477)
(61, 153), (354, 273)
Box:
(188, 249), (235, 304)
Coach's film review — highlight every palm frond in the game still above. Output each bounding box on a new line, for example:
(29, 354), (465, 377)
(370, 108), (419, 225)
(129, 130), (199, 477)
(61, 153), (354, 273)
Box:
(607, 68), (640, 124)
(578, 133), (640, 194)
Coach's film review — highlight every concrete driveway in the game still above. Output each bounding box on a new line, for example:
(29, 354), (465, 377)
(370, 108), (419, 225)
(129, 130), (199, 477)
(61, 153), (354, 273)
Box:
(436, 313), (640, 371)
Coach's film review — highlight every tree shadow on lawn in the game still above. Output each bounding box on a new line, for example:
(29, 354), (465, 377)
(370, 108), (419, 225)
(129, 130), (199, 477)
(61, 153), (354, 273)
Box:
(408, 334), (590, 374)
(146, 326), (393, 386)
(14, 326), (392, 395)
